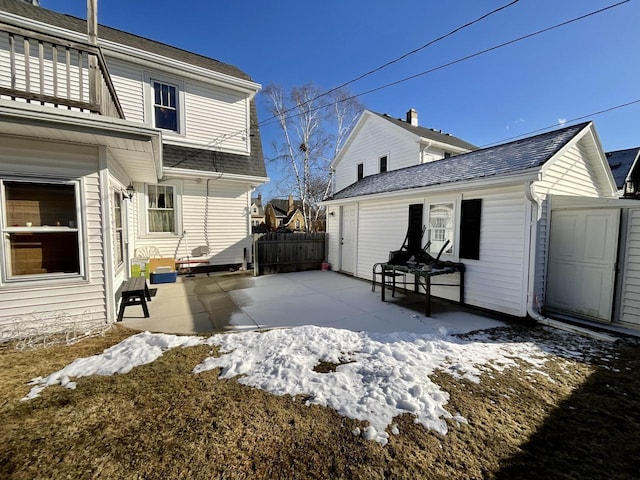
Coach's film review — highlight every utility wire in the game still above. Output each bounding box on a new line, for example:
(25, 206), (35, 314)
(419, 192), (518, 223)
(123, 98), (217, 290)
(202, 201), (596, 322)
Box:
(172, 0), (631, 167)
(170, 1), (520, 168)
(478, 98), (640, 148)
(259, 0), (631, 130)
(265, 0), (520, 126)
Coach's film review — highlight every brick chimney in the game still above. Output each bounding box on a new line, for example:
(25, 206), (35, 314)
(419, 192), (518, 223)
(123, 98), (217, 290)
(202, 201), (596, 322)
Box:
(406, 109), (418, 127)
(287, 194), (294, 214)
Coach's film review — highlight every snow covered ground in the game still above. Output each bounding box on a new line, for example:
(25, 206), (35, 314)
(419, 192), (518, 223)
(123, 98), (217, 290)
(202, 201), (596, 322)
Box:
(22, 322), (616, 445)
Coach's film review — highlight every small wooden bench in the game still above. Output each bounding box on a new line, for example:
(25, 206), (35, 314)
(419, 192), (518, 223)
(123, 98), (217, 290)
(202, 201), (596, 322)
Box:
(117, 277), (152, 322)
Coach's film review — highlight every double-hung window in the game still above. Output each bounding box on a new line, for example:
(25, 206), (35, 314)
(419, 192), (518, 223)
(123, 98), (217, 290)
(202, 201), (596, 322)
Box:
(153, 81), (178, 132)
(147, 184), (175, 233)
(427, 202), (454, 256)
(113, 191), (124, 267)
(1, 180), (82, 280)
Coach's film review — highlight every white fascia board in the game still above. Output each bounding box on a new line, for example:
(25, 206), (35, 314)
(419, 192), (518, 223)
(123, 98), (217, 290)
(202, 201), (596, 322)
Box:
(320, 169), (539, 206)
(103, 47), (261, 96)
(330, 110), (371, 170)
(162, 166), (269, 185)
(0, 11), (260, 95)
(418, 137), (471, 154)
(540, 122), (617, 197)
(0, 101), (161, 141)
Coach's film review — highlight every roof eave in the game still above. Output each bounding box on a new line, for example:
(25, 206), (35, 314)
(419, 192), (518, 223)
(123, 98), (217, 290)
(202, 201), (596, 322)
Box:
(321, 169), (540, 205)
(162, 166), (269, 185)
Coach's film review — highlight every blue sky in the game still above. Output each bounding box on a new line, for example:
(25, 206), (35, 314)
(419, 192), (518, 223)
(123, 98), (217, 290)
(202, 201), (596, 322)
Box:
(44, 0), (639, 191)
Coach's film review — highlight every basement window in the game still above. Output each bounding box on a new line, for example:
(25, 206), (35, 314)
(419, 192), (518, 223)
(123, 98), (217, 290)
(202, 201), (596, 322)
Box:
(1, 179), (83, 281)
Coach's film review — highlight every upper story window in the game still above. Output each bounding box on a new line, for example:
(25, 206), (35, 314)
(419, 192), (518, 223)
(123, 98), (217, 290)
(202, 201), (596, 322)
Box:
(147, 184), (175, 233)
(1, 179), (83, 282)
(153, 81), (179, 132)
(379, 156), (388, 173)
(357, 163), (364, 181)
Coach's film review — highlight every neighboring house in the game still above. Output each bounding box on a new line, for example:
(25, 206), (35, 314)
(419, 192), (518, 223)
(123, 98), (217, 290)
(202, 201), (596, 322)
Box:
(606, 147), (640, 198)
(0, 0), (268, 338)
(331, 108), (477, 195)
(250, 193), (265, 229)
(264, 196), (305, 232)
(324, 117), (640, 332)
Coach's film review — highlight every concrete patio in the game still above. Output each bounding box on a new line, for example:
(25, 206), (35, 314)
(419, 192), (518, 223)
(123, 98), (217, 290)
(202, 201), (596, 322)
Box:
(120, 270), (506, 336)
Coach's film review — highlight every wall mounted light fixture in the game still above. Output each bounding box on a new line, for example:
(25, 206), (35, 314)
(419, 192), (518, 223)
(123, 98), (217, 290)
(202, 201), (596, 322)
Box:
(123, 183), (136, 200)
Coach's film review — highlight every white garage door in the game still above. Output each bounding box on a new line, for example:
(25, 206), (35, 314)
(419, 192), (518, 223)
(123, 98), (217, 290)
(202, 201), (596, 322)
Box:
(546, 209), (619, 322)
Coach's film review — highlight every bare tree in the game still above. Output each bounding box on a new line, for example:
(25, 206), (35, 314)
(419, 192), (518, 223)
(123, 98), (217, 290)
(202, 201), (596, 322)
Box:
(263, 83), (363, 232)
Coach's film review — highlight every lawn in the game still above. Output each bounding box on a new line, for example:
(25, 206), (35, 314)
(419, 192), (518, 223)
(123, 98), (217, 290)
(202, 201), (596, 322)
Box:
(1, 323), (639, 479)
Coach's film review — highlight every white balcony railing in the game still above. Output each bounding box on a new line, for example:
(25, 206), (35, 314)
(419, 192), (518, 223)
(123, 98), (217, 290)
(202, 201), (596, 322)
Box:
(0, 22), (124, 119)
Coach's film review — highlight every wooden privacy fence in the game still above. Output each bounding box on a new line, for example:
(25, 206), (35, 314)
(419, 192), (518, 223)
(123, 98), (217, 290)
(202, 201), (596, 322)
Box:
(254, 233), (326, 276)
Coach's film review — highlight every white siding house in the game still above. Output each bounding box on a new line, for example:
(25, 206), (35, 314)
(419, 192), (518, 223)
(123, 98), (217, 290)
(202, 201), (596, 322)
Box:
(323, 116), (640, 332)
(0, 0), (268, 340)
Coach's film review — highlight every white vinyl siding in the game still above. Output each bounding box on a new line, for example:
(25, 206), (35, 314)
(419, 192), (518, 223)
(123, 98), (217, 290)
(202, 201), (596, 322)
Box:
(334, 115), (419, 192)
(619, 208), (640, 325)
(106, 57), (145, 122)
(104, 57), (251, 154)
(463, 189), (528, 316)
(328, 185), (528, 317)
(0, 137), (107, 338)
(183, 81), (249, 153)
(534, 142), (601, 198)
(133, 178), (251, 266)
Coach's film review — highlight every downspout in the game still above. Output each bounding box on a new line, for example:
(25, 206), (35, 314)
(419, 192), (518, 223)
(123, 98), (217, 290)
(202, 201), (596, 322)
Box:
(524, 181), (617, 341)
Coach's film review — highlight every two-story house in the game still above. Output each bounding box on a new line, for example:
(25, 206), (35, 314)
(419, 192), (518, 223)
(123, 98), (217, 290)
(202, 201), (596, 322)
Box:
(0, 0), (268, 339)
(324, 107), (640, 333)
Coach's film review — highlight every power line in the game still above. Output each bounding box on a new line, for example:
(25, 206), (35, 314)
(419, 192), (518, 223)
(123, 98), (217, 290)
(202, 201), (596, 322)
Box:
(479, 98), (640, 148)
(170, 1), (520, 168)
(259, 0), (631, 130)
(172, 0), (631, 167)
(265, 0), (520, 126)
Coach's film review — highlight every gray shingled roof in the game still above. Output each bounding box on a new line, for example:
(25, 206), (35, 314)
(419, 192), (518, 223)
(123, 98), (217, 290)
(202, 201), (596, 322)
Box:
(0, 0), (252, 81)
(328, 122), (590, 201)
(373, 112), (478, 151)
(606, 147), (640, 189)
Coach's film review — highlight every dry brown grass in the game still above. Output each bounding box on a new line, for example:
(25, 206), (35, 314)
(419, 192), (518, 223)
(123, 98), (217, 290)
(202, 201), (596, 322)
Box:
(1, 324), (638, 479)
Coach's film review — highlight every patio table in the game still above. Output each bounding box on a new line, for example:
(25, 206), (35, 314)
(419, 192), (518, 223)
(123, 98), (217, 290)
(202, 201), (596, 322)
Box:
(379, 262), (465, 316)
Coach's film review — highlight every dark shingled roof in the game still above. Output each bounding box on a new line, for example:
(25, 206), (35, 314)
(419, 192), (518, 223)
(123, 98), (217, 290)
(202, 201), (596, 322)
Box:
(0, 0), (252, 81)
(329, 122), (590, 201)
(605, 147), (640, 189)
(373, 112), (478, 151)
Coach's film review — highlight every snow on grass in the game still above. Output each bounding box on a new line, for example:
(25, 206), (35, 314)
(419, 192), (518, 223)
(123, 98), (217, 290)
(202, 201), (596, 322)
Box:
(22, 326), (559, 445)
(22, 332), (206, 401)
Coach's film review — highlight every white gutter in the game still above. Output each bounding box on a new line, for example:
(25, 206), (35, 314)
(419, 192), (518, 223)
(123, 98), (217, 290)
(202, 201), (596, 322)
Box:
(162, 166), (269, 185)
(524, 181), (618, 342)
(418, 137), (471, 154)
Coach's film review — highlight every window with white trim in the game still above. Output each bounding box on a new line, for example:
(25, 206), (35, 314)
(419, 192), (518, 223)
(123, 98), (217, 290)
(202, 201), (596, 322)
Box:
(113, 191), (124, 267)
(152, 80), (179, 132)
(147, 184), (175, 233)
(1, 179), (82, 280)
(427, 202), (454, 256)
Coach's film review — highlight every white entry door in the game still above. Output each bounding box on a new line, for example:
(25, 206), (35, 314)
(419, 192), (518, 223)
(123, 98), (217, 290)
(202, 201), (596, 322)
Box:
(546, 209), (619, 322)
(340, 205), (357, 275)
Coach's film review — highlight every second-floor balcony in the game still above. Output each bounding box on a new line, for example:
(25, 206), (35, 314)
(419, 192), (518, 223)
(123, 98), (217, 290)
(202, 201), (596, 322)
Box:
(0, 21), (124, 120)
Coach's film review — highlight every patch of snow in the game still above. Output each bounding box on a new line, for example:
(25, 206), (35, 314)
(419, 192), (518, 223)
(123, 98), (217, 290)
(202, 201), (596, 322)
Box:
(21, 324), (617, 446)
(22, 332), (205, 400)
